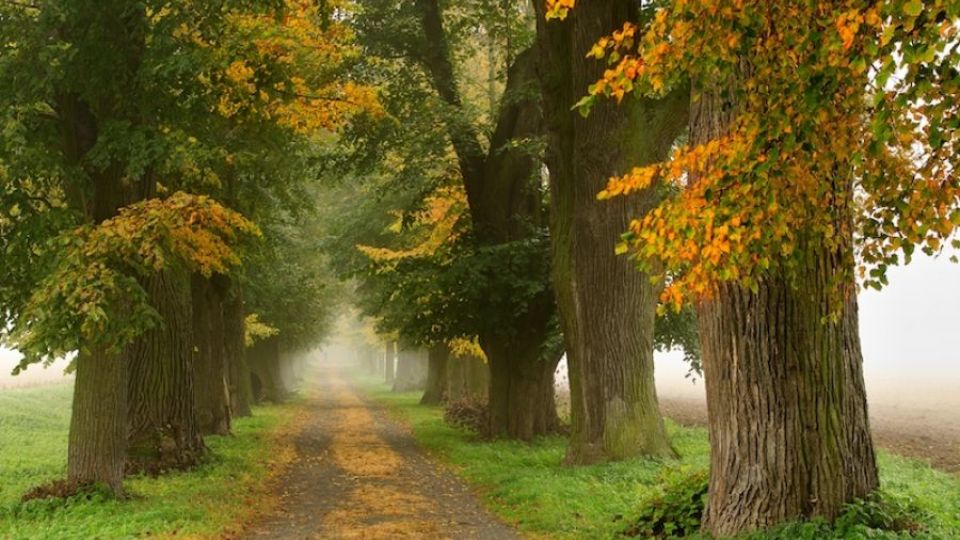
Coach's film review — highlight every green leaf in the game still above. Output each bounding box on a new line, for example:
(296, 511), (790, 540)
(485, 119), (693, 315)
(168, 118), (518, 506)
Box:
(572, 95), (597, 118)
(903, 0), (924, 17)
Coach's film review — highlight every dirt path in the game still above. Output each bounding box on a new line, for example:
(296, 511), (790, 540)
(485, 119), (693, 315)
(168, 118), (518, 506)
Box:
(243, 363), (516, 540)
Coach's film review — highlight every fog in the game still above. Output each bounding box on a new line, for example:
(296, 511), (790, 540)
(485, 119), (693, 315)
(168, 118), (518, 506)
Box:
(3, 251), (958, 415)
(647, 251), (960, 411)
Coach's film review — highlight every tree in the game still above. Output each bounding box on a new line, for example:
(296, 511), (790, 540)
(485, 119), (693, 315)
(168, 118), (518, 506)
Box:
(548, 0), (960, 534)
(385, 342), (397, 386)
(192, 275), (232, 436)
(349, 0), (561, 439)
(420, 343), (451, 405)
(224, 283), (254, 418)
(6, 194), (256, 493)
(393, 346), (428, 392)
(536, 0), (688, 464)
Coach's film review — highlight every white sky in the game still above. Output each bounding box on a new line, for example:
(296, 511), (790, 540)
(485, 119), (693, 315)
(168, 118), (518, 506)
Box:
(650, 249), (960, 410)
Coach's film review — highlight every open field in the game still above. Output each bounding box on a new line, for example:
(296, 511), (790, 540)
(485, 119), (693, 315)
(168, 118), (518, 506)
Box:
(0, 384), (303, 539)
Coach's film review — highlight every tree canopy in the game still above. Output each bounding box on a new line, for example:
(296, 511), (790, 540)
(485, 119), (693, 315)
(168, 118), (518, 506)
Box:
(549, 0), (960, 308)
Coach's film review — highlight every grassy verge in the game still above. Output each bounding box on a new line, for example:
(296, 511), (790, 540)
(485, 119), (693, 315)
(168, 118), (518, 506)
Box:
(0, 383), (303, 539)
(353, 373), (960, 539)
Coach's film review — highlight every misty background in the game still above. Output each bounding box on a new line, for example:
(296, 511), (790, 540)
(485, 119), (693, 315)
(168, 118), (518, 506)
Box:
(3, 252), (958, 421)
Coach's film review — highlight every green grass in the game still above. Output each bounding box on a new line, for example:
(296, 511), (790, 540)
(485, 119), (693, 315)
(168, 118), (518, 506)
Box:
(0, 383), (301, 539)
(353, 373), (960, 540)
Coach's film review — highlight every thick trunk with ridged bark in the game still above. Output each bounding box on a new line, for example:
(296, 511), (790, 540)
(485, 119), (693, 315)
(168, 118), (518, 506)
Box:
(483, 327), (561, 440)
(192, 275), (232, 436)
(223, 281), (252, 418)
(485, 343), (559, 441)
(691, 72), (879, 537)
(535, 0), (686, 464)
(68, 347), (127, 494)
(420, 343), (449, 405)
(127, 268), (206, 474)
(699, 267), (879, 536)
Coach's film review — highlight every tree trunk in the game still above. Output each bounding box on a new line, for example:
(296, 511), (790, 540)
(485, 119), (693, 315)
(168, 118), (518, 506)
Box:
(127, 268), (206, 474)
(483, 334), (561, 440)
(699, 263), (879, 535)
(384, 341), (396, 386)
(248, 337), (285, 403)
(68, 346), (127, 495)
(464, 355), (489, 399)
(413, 0), (560, 441)
(375, 347), (386, 381)
(420, 343), (449, 405)
(446, 353), (489, 402)
(366, 346), (380, 375)
(690, 70), (879, 536)
(58, 90), (130, 496)
(535, 0), (687, 465)
(191, 275), (232, 436)
(223, 281), (253, 418)
(393, 347), (427, 392)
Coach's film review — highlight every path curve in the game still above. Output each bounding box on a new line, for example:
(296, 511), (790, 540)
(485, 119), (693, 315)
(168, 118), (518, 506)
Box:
(243, 362), (516, 540)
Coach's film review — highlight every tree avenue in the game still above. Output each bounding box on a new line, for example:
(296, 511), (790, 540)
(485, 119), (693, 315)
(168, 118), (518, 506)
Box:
(1, 0), (957, 537)
(0, 0), (371, 495)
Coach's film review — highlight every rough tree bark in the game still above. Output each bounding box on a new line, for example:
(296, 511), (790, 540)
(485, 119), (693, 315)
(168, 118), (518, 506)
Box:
(384, 341), (396, 386)
(420, 343), (449, 405)
(690, 73), (879, 536)
(56, 90), (130, 495)
(393, 347), (427, 392)
(223, 280), (253, 418)
(445, 353), (489, 402)
(126, 268), (206, 474)
(485, 339), (561, 440)
(414, 0), (560, 439)
(535, 0), (688, 464)
(191, 275), (232, 436)
(55, 3), (148, 489)
(67, 346), (127, 495)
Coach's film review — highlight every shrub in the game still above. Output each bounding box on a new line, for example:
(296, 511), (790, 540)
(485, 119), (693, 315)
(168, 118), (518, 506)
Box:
(443, 398), (488, 433)
(623, 467), (708, 539)
(758, 491), (929, 539)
